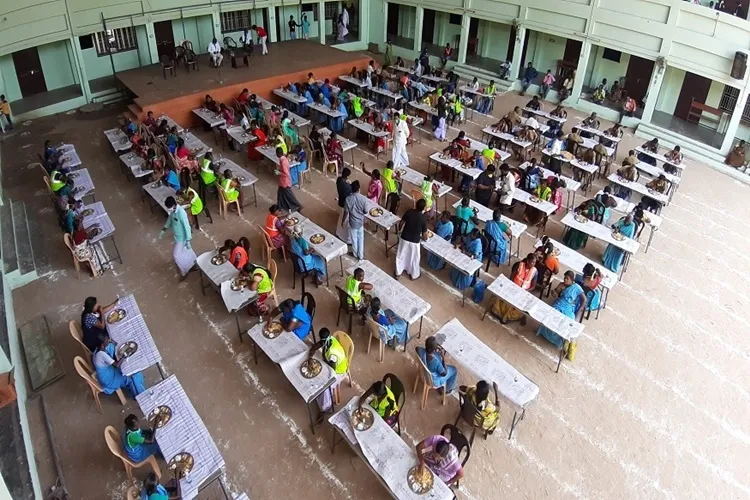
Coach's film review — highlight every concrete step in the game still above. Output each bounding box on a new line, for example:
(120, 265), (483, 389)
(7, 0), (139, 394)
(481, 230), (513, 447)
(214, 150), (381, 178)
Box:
(0, 202), (17, 275)
(25, 213), (49, 277)
(11, 201), (34, 276)
(127, 102), (143, 120)
(452, 64), (513, 93)
(124, 110), (138, 123)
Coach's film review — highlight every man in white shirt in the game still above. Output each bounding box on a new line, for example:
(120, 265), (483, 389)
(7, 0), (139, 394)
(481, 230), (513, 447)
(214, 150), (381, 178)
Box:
(547, 131), (565, 174)
(366, 60), (375, 76)
(497, 164), (515, 211)
(392, 115), (410, 169)
(413, 58), (423, 77)
(342, 5), (350, 27)
(523, 115), (540, 130)
(208, 38), (223, 66)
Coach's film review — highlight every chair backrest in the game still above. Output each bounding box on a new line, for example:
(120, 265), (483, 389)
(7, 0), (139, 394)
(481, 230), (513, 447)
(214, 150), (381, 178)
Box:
(414, 347), (435, 387)
(382, 372), (406, 409)
(457, 391), (484, 429)
(410, 188), (424, 209)
(365, 316), (384, 342)
(217, 183), (230, 202)
(482, 229), (498, 254)
(43, 175), (53, 193)
(69, 320), (92, 354)
(301, 292), (316, 321)
(104, 425), (130, 463)
(223, 36), (237, 48)
(335, 286), (357, 313)
(332, 330), (354, 366)
(268, 258), (278, 282)
(292, 252), (309, 274)
(73, 356), (101, 391)
(440, 423), (471, 467)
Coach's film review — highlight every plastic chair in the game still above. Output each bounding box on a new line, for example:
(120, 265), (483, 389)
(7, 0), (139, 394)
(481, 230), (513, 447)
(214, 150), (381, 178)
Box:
(440, 423), (471, 486)
(303, 136), (322, 168)
(104, 425), (161, 483)
(63, 233), (100, 279)
(298, 146), (313, 187)
(217, 184), (241, 219)
(365, 317), (385, 363)
(331, 330), (354, 404)
(383, 373), (406, 435)
(69, 320), (92, 357)
(257, 223), (287, 263)
(268, 258), (279, 309)
(73, 356), (126, 413)
(321, 147), (338, 177)
(301, 292), (317, 342)
(454, 391), (487, 445)
(291, 253), (316, 295)
(126, 485), (140, 500)
(160, 55), (175, 79)
(412, 348), (446, 409)
(335, 286), (359, 334)
(410, 188), (424, 209)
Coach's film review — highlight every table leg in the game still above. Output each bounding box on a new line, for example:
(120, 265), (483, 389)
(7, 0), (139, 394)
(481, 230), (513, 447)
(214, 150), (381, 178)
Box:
(462, 282), (467, 307)
(508, 408), (526, 439)
(307, 401), (316, 435)
(339, 255), (344, 276)
(156, 362), (168, 380)
(235, 312), (243, 343)
(418, 316), (423, 338)
(253, 340), (258, 364)
(646, 227), (656, 253)
(199, 270), (206, 296)
(324, 260), (330, 287)
(481, 302), (490, 321)
(556, 346), (566, 373)
(111, 236), (123, 265)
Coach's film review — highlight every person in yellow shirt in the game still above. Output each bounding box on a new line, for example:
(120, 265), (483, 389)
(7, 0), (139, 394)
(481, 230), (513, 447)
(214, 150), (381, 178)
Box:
(0, 95), (12, 132)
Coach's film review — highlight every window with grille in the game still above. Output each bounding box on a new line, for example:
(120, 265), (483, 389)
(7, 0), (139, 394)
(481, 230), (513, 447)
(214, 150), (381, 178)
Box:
(94, 27), (136, 56)
(221, 10), (252, 32)
(325, 2), (339, 20)
(719, 85), (750, 123)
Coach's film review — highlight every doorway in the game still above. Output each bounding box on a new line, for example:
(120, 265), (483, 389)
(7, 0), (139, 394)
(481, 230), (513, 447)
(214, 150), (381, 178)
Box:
(154, 21), (175, 60)
(422, 10), (435, 47)
(387, 3), (399, 37)
(468, 18), (479, 56)
(674, 72), (711, 122)
(13, 48), (47, 98)
(624, 56), (654, 106)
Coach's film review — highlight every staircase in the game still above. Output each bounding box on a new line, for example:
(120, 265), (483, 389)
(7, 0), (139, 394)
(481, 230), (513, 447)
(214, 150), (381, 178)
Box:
(452, 63), (514, 94)
(124, 101), (143, 123)
(0, 199), (49, 288)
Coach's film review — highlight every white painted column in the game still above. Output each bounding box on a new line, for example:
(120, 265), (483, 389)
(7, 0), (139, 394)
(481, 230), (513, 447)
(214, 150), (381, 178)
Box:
(720, 84), (750, 153)
(571, 39), (592, 105)
(268, 7), (278, 43)
(640, 62), (666, 124)
(319, 1), (326, 44)
(211, 11), (221, 39)
(69, 37), (92, 102)
(359, 0), (370, 45)
(413, 6), (424, 53)
(510, 26), (526, 80)
(145, 22), (159, 64)
(457, 14), (471, 64)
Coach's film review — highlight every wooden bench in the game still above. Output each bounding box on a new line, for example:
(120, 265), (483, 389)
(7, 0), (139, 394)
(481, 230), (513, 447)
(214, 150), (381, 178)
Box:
(19, 315), (65, 392)
(688, 98), (725, 131)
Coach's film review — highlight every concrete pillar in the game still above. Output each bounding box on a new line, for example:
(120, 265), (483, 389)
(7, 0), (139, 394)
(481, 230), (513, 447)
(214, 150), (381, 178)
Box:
(69, 37), (92, 102)
(510, 26), (526, 80)
(457, 14), (471, 64)
(211, 11), (221, 40)
(720, 84), (750, 153)
(640, 62), (666, 124)
(360, 0), (370, 45)
(413, 6), (424, 53)
(145, 22), (159, 64)
(318, 1), (326, 44)
(268, 7), (278, 43)
(571, 39), (592, 105)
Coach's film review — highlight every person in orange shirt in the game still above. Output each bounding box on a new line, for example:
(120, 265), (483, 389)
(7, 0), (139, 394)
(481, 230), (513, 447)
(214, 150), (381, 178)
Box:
(491, 253), (538, 325)
(231, 237), (250, 269)
(0, 95), (12, 132)
(265, 204), (289, 249)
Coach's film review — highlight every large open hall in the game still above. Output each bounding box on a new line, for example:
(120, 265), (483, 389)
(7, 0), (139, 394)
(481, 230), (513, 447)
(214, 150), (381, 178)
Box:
(0, 1), (748, 500)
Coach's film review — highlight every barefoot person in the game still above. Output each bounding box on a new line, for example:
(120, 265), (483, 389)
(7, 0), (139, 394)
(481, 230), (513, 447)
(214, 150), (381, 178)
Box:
(159, 196), (197, 281)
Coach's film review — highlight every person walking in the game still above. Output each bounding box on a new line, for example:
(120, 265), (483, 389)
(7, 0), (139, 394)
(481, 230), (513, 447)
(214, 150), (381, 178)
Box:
(336, 167), (353, 244)
(341, 180), (368, 260)
(252, 24), (268, 55)
(395, 198), (428, 280)
(392, 114), (410, 169)
(275, 147), (303, 212)
(159, 196), (197, 281)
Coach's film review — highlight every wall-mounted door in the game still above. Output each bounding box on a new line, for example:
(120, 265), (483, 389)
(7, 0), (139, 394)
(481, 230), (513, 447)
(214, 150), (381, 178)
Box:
(154, 21), (176, 60)
(674, 72), (711, 122)
(13, 48), (47, 98)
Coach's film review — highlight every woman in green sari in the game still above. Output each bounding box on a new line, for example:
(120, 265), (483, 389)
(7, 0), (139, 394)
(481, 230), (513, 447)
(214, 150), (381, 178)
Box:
(281, 110), (299, 147)
(563, 200), (600, 250)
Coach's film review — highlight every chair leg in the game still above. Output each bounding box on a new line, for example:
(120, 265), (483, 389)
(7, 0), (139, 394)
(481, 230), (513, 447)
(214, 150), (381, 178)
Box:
(366, 334), (372, 354)
(413, 373), (420, 394)
(115, 389), (127, 405)
(347, 370), (353, 387)
(148, 456), (162, 479)
(93, 389), (103, 414)
(336, 306), (342, 326)
(125, 462), (134, 483)
(379, 340), (384, 363)
(421, 385), (429, 410)
(442, 384), (446, 405)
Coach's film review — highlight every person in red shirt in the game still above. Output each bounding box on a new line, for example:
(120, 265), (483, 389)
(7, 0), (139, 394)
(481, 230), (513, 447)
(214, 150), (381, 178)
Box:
(237, 88), (249, 104)
(247, 121), (268, 161)
(252, 25), (268, 55)
(275, 147), (302, 212)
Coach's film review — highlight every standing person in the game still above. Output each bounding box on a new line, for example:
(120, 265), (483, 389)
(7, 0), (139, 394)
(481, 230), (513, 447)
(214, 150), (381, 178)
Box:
(441, 43), (453, 68)
(252, 24), (268, 55)
(288, 15), (301, 39)
(335, 167), (353, 244)
(301, 14), (310, 39)
(275, 147), (303, 212)
(395, 198), (428, 280)
(342, 180), (368, 260)
(496, 164), (515, 213)
(473, 164), (496, 207)
(392, 114), (410, 169)
(207, 37), (223, 66)
(159, 196), (197, 281)
(342, 4), (350, 28)
(384, 38), (393, 66)
(619, 91), (637, 125)
(0, 94), (12, 132)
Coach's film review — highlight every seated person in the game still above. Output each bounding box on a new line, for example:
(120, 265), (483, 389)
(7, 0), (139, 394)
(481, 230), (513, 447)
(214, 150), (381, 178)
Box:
(416, 336), (458, 393)
(358, 381), (399, 426)
(94, 333), (146, 397)
(162, 164), (180, 191)
(550, 105), (567, 119)
(49, 169), (72, 197)
(247, 121), (268, 161)
(290, 226), (326, 284)
(491, 254), (538, 324)
(237, 88), (250, 104)
(219, 103), (234, 124)
(80, 296), (118, 352)
(123, 413), (160, 463)
(525, 95), (542, 111)
(638, 138), (659, 165)
(71, 219), (104, 276)
(240, 262), (274, 315)
(537, 271), (587, 350)
(591, 79), (607, 103)
(264, 204), (289, 249)
(204, 94), (219, 113)
(608, 80), (623, 102)
(622, 149), (639, 167)
(581, 112), (600, 130)
(140, 472), (180, 500)
(485, 209), (512, 265)
(664, 145), (683, 174)
(221, 237), (250, 269)
(308, 327), (348, 411)
(268, 298), (311, 340)
(643, 174), (670, 212)
(220, 169), (242, 207)
(726, 140), (747, 169)
(345, 267), (373, 311)
(415, 435), (464, 487)
(368, 296), (408, 347)
(460, 380), (500, 434)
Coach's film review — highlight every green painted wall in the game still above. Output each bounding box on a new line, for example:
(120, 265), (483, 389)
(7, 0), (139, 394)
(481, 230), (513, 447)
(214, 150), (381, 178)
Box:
(527, 30), (566, 76)
(38, 40), (76, 91)
(432, 11), (462, 47)
(0, 56), (21, 102)
(476, 19), (511, 61)
(655, 66), (685, 115)
(81, 25), (150, 81)
(584, 45), (631, 90)
(276, 5), (321, 41)
(172, 15), (215, 54)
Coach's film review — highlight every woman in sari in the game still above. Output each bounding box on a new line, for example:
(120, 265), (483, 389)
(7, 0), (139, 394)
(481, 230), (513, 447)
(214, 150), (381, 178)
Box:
(523, 178), (552, 226)
(72, 219), (106, 276)
(219, 103), (234, 125)
(247, 121), (268, 161)
(416, 434), (464, 486)
(325, 133), (344, 173)
(290, 227), (325, 284)
(537, 271), (586, 349)
(549, 177), (565, 214)
(330, 98), (348, 133)
(417, 336), (458, 393)
(249, 102), (265, 125)
(365, 168), (383, 203)
(491, 253), (537, 324)
(726, 140), (747, 169)
(485, 209), (511, 265)
(369, 297), (408, 347)
(281, 110), (299, 147)
(534, 236), (560, 277)
(460, 380), (500, 433)
(451, 229), (482, 290)
(563, 200), (599, 250)
(175, 139), (198, 173)
(427, 211), (454, 270)
(454, 196), (477, 236)
(576, 263), (603, 312)
(92, 333), (146, 397)
(603, 214), (636, 272)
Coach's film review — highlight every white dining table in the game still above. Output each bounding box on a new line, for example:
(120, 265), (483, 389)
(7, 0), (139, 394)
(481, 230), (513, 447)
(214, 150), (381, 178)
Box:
(69, 168), (95, 201)
(606, 173), (670, 208)
(636, 146), (686, 173)
(595, 190), (662, 252)
(434, 318), (539, 437)
(338, 74), (368, 88)
(421, 233), (482, 306)
(213, 157), (258, 207)
(103, 128), (132, 152)
(284, 211), (348, 284)
(273, 87), (308, 105)
(523, 107), (566, 123)
(105, 295), (165, 379)
(192, 108), (225, 128)
(452, 198), (527, 263)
